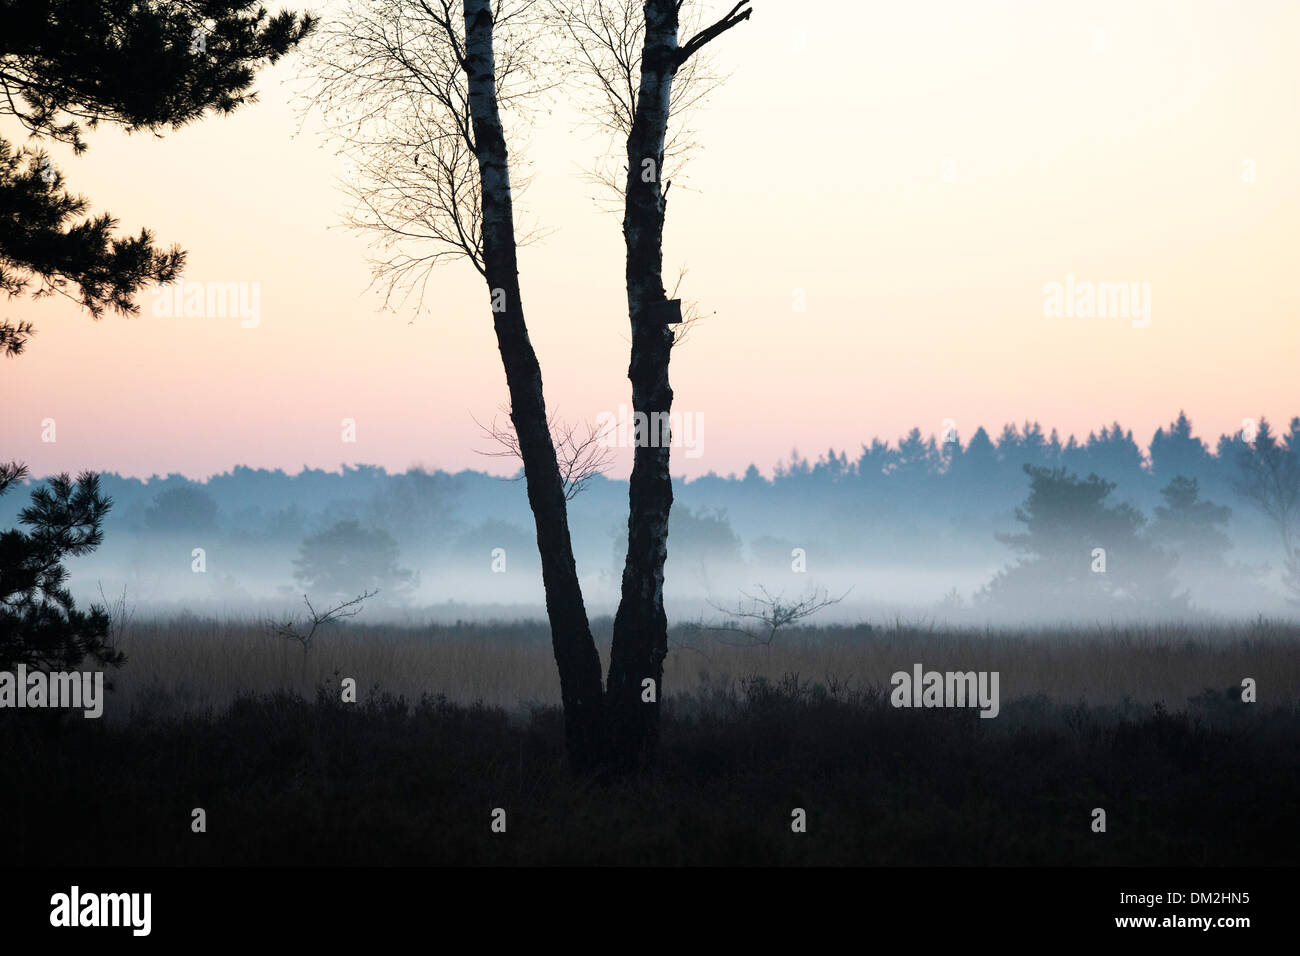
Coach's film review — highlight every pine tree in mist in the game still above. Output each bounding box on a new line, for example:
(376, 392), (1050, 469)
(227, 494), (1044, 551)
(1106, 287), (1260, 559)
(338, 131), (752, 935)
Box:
(1234, 417), (1300, 604)
(0, 464), (123, 673)
(0, 0), (316, 355)
(1150, 476), (1233, 567)
(1148, 475), (1265, 606)
(982, 464), (1185, 616)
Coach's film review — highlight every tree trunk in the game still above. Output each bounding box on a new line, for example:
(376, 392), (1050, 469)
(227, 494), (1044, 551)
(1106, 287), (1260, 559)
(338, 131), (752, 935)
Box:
(462, 0), (605, 772)
(606, 0), (680, 773)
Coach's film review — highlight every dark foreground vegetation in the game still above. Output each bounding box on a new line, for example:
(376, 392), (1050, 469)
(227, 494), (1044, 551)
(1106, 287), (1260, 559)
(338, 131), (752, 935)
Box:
(4, 678), (1297, 866)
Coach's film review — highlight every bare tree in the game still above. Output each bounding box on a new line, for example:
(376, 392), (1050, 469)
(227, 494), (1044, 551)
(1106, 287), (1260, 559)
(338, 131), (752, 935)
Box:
(474, 404), (614, 500)
(96, 582), (135, 655)
(1235, 418), (1300, 603)
(303, 0), (754, 773)
(704, 586), (849, 652)
(267, 589), (380, 681)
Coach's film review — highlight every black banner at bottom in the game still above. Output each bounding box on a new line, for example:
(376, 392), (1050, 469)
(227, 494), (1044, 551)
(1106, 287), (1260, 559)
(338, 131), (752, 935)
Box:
(0, 866), (1282, 942)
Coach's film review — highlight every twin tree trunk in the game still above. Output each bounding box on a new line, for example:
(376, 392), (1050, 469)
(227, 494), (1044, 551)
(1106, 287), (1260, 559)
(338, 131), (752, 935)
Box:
(462, 0), (740, 774)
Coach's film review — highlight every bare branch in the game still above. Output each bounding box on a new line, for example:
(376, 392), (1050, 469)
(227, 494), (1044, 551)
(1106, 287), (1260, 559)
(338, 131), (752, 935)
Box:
(95, 582), (134, 654)
(667, 265), (711, 348)
(703, 585), (850, 649)
(267, 589), (380, 657)
(474, 403), (614, 499)
(548, 0), (733, 204)
(296, 0), (555, 311)
(676, 1), (752, 66)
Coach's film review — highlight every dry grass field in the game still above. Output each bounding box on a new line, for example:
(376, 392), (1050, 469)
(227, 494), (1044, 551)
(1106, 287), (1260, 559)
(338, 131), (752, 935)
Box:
(103, 615), (1300, 720)
(7, 614), (1300, 865)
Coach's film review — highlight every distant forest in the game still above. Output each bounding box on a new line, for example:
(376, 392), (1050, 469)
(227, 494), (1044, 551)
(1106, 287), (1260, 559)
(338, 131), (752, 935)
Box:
(6, 412), (1298, 617)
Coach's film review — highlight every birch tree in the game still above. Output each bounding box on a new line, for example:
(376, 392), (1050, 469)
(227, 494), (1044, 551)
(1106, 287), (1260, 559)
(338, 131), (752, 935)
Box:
(553, 0), (752, 770)
(304, 0), (752, 773)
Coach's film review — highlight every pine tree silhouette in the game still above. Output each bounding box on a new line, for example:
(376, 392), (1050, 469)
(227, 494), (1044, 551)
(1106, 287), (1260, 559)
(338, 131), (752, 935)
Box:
(0, 464), (123, 673)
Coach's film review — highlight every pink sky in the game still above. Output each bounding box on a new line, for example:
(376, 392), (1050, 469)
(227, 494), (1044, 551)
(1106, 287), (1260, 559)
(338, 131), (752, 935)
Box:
(3, 0), (1298, 481)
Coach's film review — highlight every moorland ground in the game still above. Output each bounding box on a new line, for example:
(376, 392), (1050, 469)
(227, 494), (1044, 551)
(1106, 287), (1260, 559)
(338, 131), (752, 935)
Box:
(4, 618), (1298, 865)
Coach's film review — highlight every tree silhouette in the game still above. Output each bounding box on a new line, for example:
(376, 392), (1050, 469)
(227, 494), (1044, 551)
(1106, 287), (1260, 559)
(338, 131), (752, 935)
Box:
(1150, 476), (1232, 565)
(306, 0), (752, 773)
(144, 486), (219, 534)
(1148, 475), (1259, 607)
(0, 0), (315, 355)
(0, 464), (123, 674)
(570, 0), (753, 772)
(983, 464), (1184, 616)
(950, 425), (1000, 499)
(1234, 417), (1300, 603)
(0, 141), (182, 357)
(1149, 411), (1213, 484)
(267, 588), (378, 680)
(704, 585), (847, 651)
(364, 467), (459, 547)
(293, 520), (415, 600)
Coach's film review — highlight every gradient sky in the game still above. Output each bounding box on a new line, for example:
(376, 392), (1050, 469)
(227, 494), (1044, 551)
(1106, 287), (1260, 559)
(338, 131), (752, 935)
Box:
(3, 0), (1298, 482)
